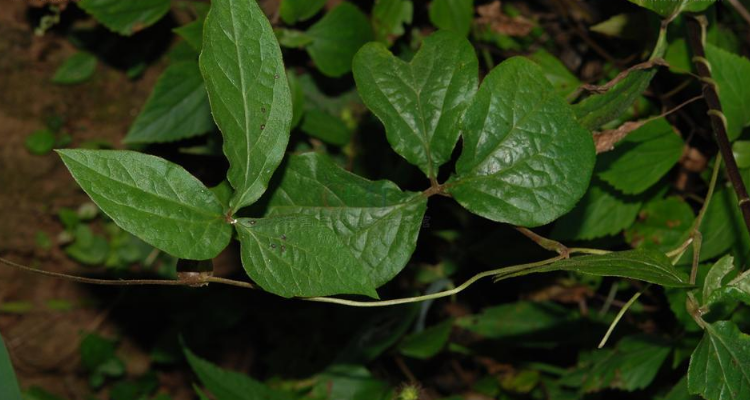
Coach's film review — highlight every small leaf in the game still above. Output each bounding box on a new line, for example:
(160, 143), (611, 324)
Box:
(528, 49), (581, 98)
(705, 44), (750, 141)
(429, 0), (474, 37)
(448, 57), (595, 227)
(266, 153), (427, 287)
(124, 62), (214, 144)
(502, 249), (691, 287)
(597, 118), (683, 195)
(57, 149), (232, 260)
(628, 0), (716, 17)
(353, 30), (478, 178)
(279, 0), (327, 25)
(174, 20), (204, 51)
(703, 255), (735, 305)
(399, 320), (453, 359)
(52, 52), (97, 85)
(184, 346), (294, 400)
(235, 216), (379, 298)
(574, 69), (656, 131)
(0, 333), (22, 400)
(300, 109), (352, 146)
(552, 181), (642, 241)
(688, 321), (750, 400)
(78, 0), (171, 36)
(372, 0), (413, 45)
(200, 0), (293, 211)
(703, 255), (750, 307)
(625, 196), (694, 252)
(306, 3), (374, 77)
(25, 129), (56, 155)
(311, 365), (392, 400)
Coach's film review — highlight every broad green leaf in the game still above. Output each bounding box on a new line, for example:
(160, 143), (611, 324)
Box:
(688, 321), (750, 400)
(235, 216), (379, 298)
(200, 0), (293, 211)
(705, 44), (750, 141)
(733, 141), (750, 169)
(306, 3), (374, 77)
(456, 302), (581, 345)
(528, 49), (581, 98)
(448, 57), (595, 227)
(311, 365), (392, 400)
(703, 255), (735, 305)
(628, 0), (716, 17)
(25, 129), (56, 155)
(574, 70), (656, 131)
(598, 118), (684, 195)
(279, 0), (327, 25)
(625, 197), (694, 252)
(399, 319), (453, 359)
(57, 149), (232, 260)
(703, 255), (750, 307)
(500, 249), (691, 287)
(372, 0), (413, 45)
(124, 62), (214, 144)
(0, 333), (22, 400)
(300, 109), (351, 146)
(429, 0), (474, 36)
(353, 30), (478, 178)
(552, 182), (642, 241)
(184, 346), (294, 400)
(174, 20), (204, 51)
(51, 52), (97, 85)
(265, 153), (427, 287)
(78, 0), (171, 36)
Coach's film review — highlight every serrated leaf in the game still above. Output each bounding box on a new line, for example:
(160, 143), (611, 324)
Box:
(399, 319), (452, 359)
(552, 181), (643, 241)
(688, 321), (750, 400)
(200, 0), (293, 211)
(429, 0), (474, 37)
(78, 0), (171, 36)
(184, 346), (294, 400)
(174, 20), (204, 51)
(574, 69), (656, 131)
(124, 62), (214, 144)
(626, 196), (694, 252)
(528, 49), (581, 98)
(353, 30), (478, 178)
(57, 149), (232, 260)
(448, 57), (595, 227)
(500, 249), (691, 287)
(265, 153), (427, 287)
(279, 0), (327, 25)
(705, 44), (750, 141)
(306, 3), (373, 77)
(598, 118), (684, 195)
(52, 52), (97, 85)
(0, 333), (22, 400)
(235, 216), (379, 298)
(372, 0), (413, 45)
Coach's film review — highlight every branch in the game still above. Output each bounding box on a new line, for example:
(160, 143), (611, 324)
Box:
(686, 16), (750, 236)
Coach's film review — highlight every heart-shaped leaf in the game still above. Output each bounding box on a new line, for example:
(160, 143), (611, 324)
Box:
(266, 153), (427, 287)
(57, 149), (232, 260)
(353, 30), (478, 179)
(448, 57), (595, 227)
(236, 216), (379, 298)
(200, 0), (293, 211)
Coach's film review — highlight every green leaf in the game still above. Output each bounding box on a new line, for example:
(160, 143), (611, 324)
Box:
(124, 62), (214, 144)
(733, 141), (750, 169)
(235, 216), (379, 298)
(78, 0), (171, 36)
(429, 0), (474, 37)
(597, 118), (684, 195)
(625, 197), (694, 252)
(184, 346), (294, 400)
(705, 44), (750, 141)
(279, 0), (327, 25)
(25, 129), (56, 155)
(353, 30), (478, 178)
(688, 321), (750, 400)
(528, 49), (581, 98)
(174, 19), (204, 51)
(399, 319), (453, 359)
(703, 255), (750, 307)
(287, 70), (305, 129)
(0, 333), (22, 400)
(65, 225), (109, 265)
(57, 149), (232, 260)
(51, 52), (97, 85)
(300, 109), (351, 146)
(372, 0), (413, 45)
(200, 0), (293, 211)
(275, 28), (314, 48)
(306, 3), (374, 77)
(448, 57), (595, 227)
(703, 255), (735, 304)
(501, 249), (691, 287)
(23, 387), (67, 400)
(574, 69), (656, 131)
(628, 0), (715, 17)
(336, 306), (418, 364)
(311, 365), (392, 400)
(266, 153), (427, 287)
(552, 182), (643, 241)
(687, 186), (750, 263)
